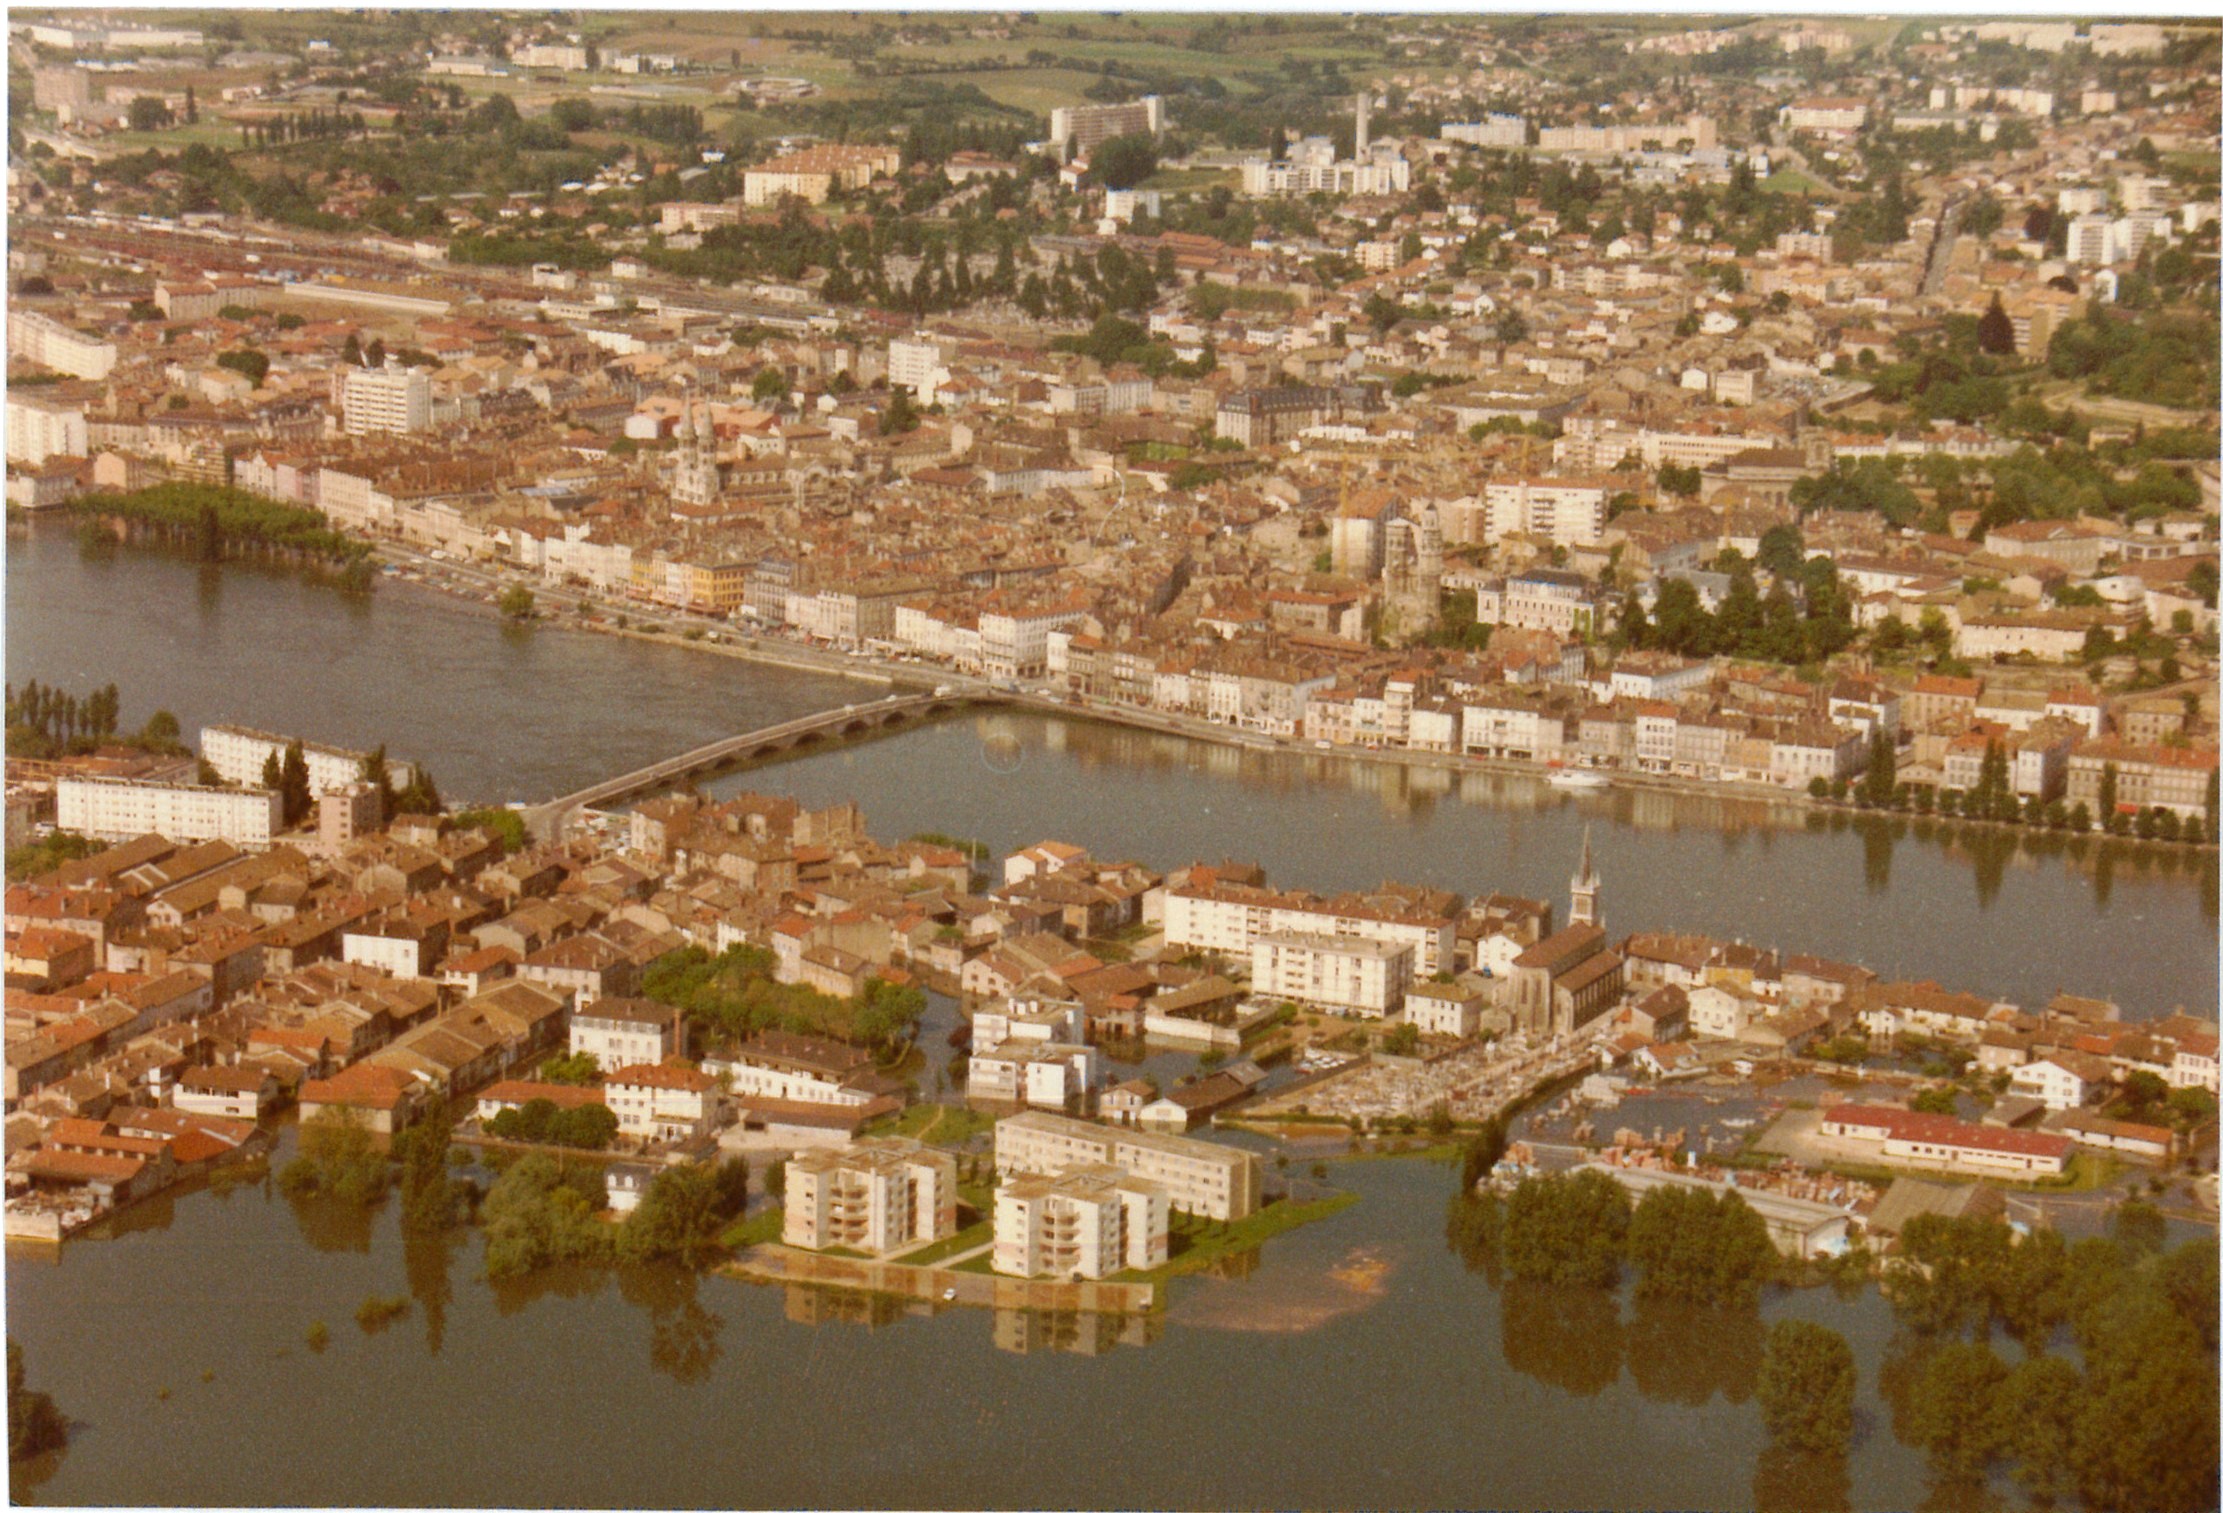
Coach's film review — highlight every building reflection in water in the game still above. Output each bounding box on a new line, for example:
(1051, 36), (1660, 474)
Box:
(993, 1307), (1162, 1356)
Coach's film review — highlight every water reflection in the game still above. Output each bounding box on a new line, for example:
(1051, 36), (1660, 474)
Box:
(1622, 1297), (1763, 1406)
(284, 1192), (378, 1254)
(780, 1282), (909, 1330)
(1499, 1282), (1623, 1397)
(992, 1308), (1161, 1356)
(402, 1230), (456, 1356)
(618, 1264), (726, 1385)
(1752, 1446), (1852, 1513)
(487, 1260), (611, 1317)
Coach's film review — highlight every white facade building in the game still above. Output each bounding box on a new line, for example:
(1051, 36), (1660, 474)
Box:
(56, 776), (279, 849)
(1250, 931), (1414, 1017)
(341, 363), (433, 436)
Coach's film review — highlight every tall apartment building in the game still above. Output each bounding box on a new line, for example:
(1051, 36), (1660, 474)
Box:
(1048, 96), (1164, 161)
(1162, 879), (1456, 976)
(9, 311), (118, 381)
(57, 776), (280, 849)
(994, 1164), (1169, 1279)
(782, 1138), (959, 1255)
(5, 391), (89, 466)
(201, 725), (415, 796)
(1251, 931), (1414, 1017)
(341, 362), (432, 436)
(994, 1110), (1262, 1221)
(1480, 477), (1608, 547)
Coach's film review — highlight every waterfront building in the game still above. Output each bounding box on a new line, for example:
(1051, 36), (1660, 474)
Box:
(1163, 875), (1455, 977)
(705, 1030), (882, 1107)
(57, 777), (279, 850)
(967, 1040), (1097, 1111)
(993, 1164), (1168, 1279)
(782, 1137), (958, 1255)
(202, 725), (416, 796)
(995, 1110), (1261, 1221)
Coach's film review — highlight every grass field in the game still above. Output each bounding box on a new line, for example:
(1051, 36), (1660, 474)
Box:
(1113, 1190), (1359, 1285)
(719, 1205), (784, 1250)
(1761, 168), (1827, 196)
(891, 1219), (994, 1268)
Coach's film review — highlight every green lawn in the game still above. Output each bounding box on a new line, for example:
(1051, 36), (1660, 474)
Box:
(893, 1219), (995, 1268)
(720, 1205), (784, 1250)
(1113, 1190), (1359, 1284)
(869, 1103), (997, 1147)
(1761, 169), (1827, 196)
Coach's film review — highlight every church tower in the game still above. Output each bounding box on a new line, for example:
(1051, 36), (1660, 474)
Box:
(1569, 824), (1601, 929)
(673, 398), (719, 508)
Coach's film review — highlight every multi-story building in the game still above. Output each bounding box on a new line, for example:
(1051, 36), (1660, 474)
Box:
(1048, 96), (1165, 161)
(2064, 740), (2219, 820)
(341, 363), (433, 436)
(9, 311), (118, 381)
(57, 777), (280, 849)
(604, 1062), (719, 1142)
(742, 144), (901, 206)
(783, 1137), (959, 1255)
(5, 390), (88, 466)
(201, 725), (416, 796)
(994, 1165), (1168, 1279)
(1440, 114), (1529, 148)
(570, 997), (686, 1068)
(995, 1110), (1262, 1221)
(1164, 878), (1455, 976)
(1481, 478), (1608, 547)
(967, 1040), (1098, 1111)
(1250, 931), (1413, 1017)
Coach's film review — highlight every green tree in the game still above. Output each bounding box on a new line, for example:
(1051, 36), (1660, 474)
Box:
(1758, 1320), (1856, 1456)
(1904, 1339), (2008, 1481)
(1499, 1170), (1631, 1289)
(280, 740), (311, 826)
(395, 1117), (460, 1235)
(498, 585), (536, 622)
(1657, 462), (1702, 499)
(480, 1154), (613, 1280)
(622, 1158), (750, 1265)
(1625, 1184), (1776, 1306)
(278, 1107), (390, 1204)
(1975, 293), (2016, 356)
(1994, 1354), (2081, 1504)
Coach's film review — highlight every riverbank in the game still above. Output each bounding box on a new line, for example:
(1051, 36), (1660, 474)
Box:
(364, 535), (2215, 853)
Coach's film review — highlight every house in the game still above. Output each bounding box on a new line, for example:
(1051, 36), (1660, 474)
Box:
(605, 1161), (659, 1215)
(297, 1062), (424, 1135)
(1820, 1103), (2072, 1177)
(604, 1062), (719, 1142)
(172, 1065), (278, 1120)
(569, 997), (686, 1068)
(2009, 1052), (2111, 1111)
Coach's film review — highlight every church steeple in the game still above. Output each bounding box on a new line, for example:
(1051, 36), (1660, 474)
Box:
(1570, 824), (1600, 929)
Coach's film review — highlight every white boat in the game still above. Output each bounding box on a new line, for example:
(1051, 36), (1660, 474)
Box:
(1546, 769), (1610, 791)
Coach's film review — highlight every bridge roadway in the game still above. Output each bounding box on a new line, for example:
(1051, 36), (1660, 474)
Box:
(522, 690), (993, 841)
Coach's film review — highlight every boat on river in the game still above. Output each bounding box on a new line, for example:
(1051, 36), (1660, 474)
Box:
(1545, 768), (1610, 791)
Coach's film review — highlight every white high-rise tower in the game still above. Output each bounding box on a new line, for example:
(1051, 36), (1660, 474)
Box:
(1570, 824), (1601, 929)
(1355, 91), (1371, 158)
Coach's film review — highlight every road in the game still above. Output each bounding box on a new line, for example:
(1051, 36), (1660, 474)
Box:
(1920, 193), (1965, 298)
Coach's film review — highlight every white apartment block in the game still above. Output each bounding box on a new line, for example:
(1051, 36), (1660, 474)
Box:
(341, 926), (433, 979)
(979, 605), (1086, 679)
(57, 776), (279, 849)
(1164, 883), (1455, 976)
(9, 311), (117, 381)
(5, 392), (88, 466)
(1251, 931), (1414, 1017)
(1441, 115), (1529, 148)
(1482, 478), (1607, 546)
(341, 363), (433, 436)
(967, 1041), (1098, 1110)
(994, 1110), (1262, 1221)
(783, 1138), (959, 1255)
(994, 1165), (1169, 1279)
(887, 336), (951, 398)
(201, 724), (416, 796)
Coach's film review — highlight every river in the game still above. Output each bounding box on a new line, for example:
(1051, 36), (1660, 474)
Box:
(3, 525), (2216, 1509)
(6, 522), (2212, 1015)
(5, 1132), (1936, 1511)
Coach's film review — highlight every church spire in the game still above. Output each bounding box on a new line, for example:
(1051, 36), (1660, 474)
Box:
(1570, 824), (1601, 929)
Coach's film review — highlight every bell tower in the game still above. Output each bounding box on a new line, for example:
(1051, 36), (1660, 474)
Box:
(1570, 824), (1601, 929)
